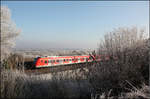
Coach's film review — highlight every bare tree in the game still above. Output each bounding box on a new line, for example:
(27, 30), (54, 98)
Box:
(1, 6), (21, 61)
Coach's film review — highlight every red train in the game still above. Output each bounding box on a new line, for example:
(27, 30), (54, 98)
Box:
(33, 55), (98, 68)
(32, 54), (113, 68)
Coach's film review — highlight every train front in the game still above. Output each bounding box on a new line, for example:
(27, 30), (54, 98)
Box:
(33, 57), (41, 68)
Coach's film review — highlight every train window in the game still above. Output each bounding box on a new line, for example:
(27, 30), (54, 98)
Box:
(67, 59), (69, 61)
(81, 58), (84, 61)
(49, 60), (51, 63)
(89, 57), (92, 60)
(41, 60), (43, 63)
(56, 60), (59, 62)
(45, 60), (47, 63)
(70, 59), (72, 61)
(53, 60), (55, 63)
(86, 58), (88, 61)
(64, 59), (66, 62)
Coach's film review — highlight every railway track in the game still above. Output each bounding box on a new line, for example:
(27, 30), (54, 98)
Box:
(25, 62), (95, 75)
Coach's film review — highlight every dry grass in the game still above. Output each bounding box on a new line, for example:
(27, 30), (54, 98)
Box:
(1, 69), (92, 99)
(1, 68), (149, 99)
(123, 82), (150, 98)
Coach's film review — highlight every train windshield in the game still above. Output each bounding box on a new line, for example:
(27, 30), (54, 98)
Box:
(33, 57), (40, 64)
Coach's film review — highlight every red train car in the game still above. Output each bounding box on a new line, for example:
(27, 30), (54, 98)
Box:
(34, 55), (95, 68)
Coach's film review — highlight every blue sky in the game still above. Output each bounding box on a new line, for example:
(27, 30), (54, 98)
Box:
(1, 1), (149, 49)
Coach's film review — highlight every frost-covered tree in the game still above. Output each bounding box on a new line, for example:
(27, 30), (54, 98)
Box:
(98, 26), (148, 55)
(1, 6), (21, 61)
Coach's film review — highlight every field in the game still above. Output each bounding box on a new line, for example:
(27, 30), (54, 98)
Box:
(1, 63), (149, 99)
(1, 38), (149, 99)
(1, 27), (149, 99)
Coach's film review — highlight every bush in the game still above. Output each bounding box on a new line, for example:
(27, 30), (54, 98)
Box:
(85, 26), (149, 96)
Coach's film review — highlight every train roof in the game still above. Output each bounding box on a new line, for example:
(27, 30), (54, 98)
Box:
(39, 55), (89, 58)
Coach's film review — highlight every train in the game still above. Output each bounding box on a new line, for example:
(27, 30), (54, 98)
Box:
(32, 54), (111, 68)
(33, 55), (99, 68)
